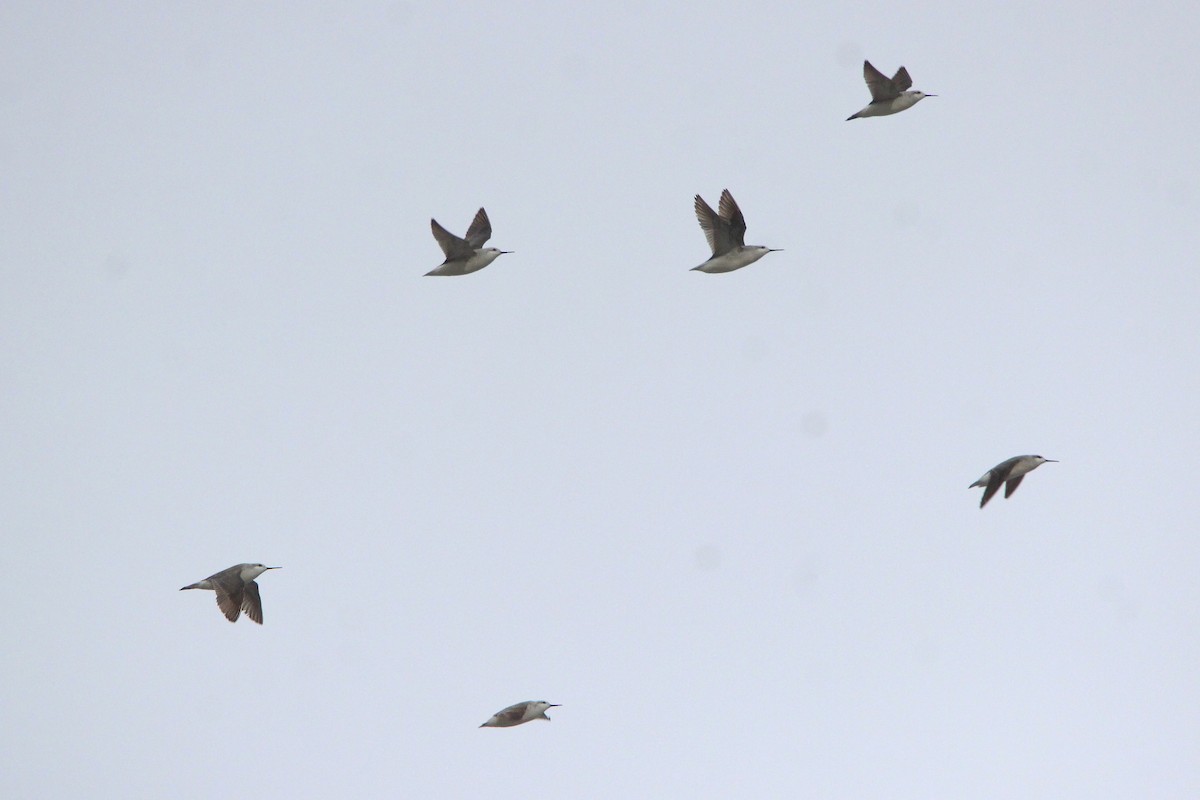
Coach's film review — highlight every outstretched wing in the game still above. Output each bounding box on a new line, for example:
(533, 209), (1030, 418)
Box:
(863, 60), (900, 102)
(430, 219), (474, 260)
(1003, 474), (1025, 499)
(241, 580), (264, 624)
(463, 208), (492, 248)
(717, 189), (747, 247)
(694, 194), (721, 255)
(891, 66), (913, 93)
(979, 472), (1003, 508)
(214, 584), (243, 622)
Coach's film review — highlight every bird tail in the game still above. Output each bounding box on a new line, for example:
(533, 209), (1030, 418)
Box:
(180, 582), (202, 591)
(846, 112), (861, 121)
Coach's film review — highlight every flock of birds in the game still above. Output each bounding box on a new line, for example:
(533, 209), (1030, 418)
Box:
(181, 59), (1058, 730)
(425, 60), (938, 278)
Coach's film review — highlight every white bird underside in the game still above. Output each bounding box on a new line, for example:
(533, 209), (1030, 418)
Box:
(849, 93), (924, 119)
(693, 249), (772, 273)
(426, 250), (504, 276)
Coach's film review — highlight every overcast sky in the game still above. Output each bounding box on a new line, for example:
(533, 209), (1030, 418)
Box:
(2, 2), (1198, 798)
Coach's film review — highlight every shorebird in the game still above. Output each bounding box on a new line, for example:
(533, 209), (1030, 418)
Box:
(426, 207), (511, 276)
(846, 60), (935, 120)
(479, 701), (561, 728)
(970, 456), (1057, 508)
(692, 189), (781, 273)
(180, 563), (280, 623)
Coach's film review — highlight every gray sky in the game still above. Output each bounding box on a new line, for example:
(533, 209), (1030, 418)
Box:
(2, 2), (1198, 797)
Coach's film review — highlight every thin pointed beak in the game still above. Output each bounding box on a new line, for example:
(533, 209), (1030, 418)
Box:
(926, 93), (938, 97)
(767, 248), (784, 252)
(500, 250), (514, 254)
(266, 566), (282, 570)
(1045, 459), (1059, 463)
(549, 704), (562, 707)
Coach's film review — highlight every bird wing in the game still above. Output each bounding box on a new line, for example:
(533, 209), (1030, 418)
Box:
(863, 60), (900, 102)
(241, 580), (264, 624)
(891, 66), (913, 93)
(214, 583), (243, 622)
(1003, 474), (1025, 499)
(717, 189), (747, 247)
(463, 208), (492, 249)
(496, 703), (528, 723)
(979, 472), (1003, 508)
(430, 219), (474, 260)
(694, 194), (722, 255)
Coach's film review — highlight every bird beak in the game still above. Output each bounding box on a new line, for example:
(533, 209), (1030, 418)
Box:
(925, 93), (938, 97)
(1045, 459), (1059, 463)
(549, 704), (562, 707)
(266, 566), (282, 570)
(767, 248), (784, 252)
(500, 250), (514, 254)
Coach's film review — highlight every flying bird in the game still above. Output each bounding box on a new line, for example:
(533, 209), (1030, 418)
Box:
(847, 60), (935, 120)
(479, 700), (561, 728)
(426, 207), (511, 276)
(180, 563), (280, 623)
(691, 189), (781, 273)
(970, 456), (1057, 508)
